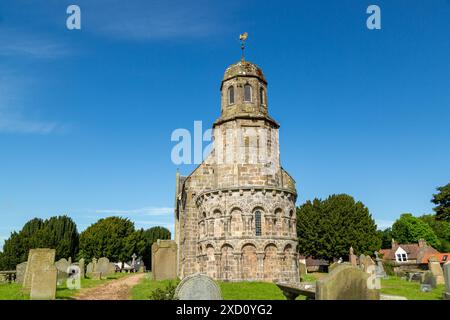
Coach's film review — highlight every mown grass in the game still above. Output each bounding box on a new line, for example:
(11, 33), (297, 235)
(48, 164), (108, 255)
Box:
(132, 273), (445, 300)
(0, 283), (29, 300)
(380, 276), (445, 300)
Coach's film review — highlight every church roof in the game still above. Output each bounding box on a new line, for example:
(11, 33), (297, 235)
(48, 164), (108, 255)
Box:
(222, 60), (267, 86)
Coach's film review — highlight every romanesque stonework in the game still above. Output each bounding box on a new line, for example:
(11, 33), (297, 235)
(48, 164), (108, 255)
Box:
(174, 58), (299, 283)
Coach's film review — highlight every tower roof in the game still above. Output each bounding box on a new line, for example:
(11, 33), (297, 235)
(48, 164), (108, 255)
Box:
(221, 60), (267, 89)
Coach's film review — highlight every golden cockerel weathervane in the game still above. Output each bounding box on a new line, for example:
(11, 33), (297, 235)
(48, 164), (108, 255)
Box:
(239, 32), (248, 61)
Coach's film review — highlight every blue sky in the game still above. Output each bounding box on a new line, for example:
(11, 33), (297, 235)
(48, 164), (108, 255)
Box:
(1, 0), (450, 249)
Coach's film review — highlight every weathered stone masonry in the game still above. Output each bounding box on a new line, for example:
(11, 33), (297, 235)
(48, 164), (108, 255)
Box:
(175, 59), (299, 283)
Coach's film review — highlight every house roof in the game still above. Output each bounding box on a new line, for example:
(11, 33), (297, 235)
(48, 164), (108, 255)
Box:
(380, 243), (439, 262)
(420, 252), (450, 264)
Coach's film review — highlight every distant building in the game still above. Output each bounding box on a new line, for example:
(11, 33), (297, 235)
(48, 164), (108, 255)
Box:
(379, 239), (440, 272)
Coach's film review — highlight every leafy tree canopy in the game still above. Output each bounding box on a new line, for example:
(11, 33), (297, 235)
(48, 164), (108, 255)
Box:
(296, 194), (381, 261)
(419, 214), (450, 252)
(391, 213), (440, 248)
(0, 215), (79, 270)
(78, 216), (145, 263)
(431, 183), (450, 221)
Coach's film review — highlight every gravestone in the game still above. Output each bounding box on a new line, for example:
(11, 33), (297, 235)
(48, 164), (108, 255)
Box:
(79, 258), (85, 279)
(96, 257), (115, 278)
(443, 261), (450, 300)
(86, 262), (94, 275)
(374, 251), (387, 278)
(55, 258), (70, 285)
(15, 262), (27, 285)
(23, 249), (56, 292)
(359, 254), (366, 271)
(90, 272), (102, 280)
(421, 271), (437, 289)
(299, 262), (307, 278)
(349, 247), (357, 266)
(152, 240), (177, 280)
(30, 264), (57, 300)
(175, 273), (222, 300)
(428, 257), (444, 285)
(315, 264), (380, 300)
(364, 256), (375, 273)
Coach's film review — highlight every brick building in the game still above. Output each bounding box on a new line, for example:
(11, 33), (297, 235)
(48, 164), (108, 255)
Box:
(174, 58), (299, 283)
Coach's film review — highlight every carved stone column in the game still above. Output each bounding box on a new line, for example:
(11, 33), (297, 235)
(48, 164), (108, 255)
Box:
(257, 252), (265, 280)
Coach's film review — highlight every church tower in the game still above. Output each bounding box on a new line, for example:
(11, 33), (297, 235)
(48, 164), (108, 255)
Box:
(175, 47), (299, 283)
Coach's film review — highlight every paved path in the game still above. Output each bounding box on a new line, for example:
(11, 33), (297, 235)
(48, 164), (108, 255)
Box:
(75, 273), (145, 300)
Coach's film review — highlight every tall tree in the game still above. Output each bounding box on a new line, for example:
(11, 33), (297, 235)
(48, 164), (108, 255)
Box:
(419, 214), (450, 252)
(78, 217), (145, 263)
(0, 215), (79, 270)
(296, 194), (381, 261)
(378, 228), (393, 249)
(431, 183), (450, 221)
(141, 226), (171, 268)
(391, 213), (440, 248)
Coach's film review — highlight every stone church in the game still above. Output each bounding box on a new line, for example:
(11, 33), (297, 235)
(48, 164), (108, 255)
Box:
(174, 56), (299, 283)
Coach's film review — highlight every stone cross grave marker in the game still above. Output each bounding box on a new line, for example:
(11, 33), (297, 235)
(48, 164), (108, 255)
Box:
(175, 273), (222, 300)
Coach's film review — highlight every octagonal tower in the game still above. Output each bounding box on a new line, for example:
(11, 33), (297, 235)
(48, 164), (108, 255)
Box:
(175, 58), (299, 283)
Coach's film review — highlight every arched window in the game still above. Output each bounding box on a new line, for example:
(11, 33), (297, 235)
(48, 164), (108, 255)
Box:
(255, 210), (262, 236)
(228, 86), (235, 105)
(260, 88), (265, 105)
(244, 84), (252, 102)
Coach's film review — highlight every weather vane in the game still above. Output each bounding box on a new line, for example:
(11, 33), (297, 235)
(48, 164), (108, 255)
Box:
(239, 32), (248, 61)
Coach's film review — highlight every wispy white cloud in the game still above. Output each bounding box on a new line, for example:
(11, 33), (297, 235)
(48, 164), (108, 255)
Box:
(0, 71), (62, 134)
(83, 0), (231, 41)
(94, 206), (173, 216)
(0, 28), (69, 59)
(376, 219), (394, 230)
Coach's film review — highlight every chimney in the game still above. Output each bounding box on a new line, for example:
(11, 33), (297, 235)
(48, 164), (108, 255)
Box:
(418, 239), (426, 248)
(391, 238), (397, 249)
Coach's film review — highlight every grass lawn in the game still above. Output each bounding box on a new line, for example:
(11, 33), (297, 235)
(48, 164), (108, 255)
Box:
(0, 273), (128, 300)
(132, 273), (445, 300)
(380, 276), (445, 300)
(0, 283), (29, 300)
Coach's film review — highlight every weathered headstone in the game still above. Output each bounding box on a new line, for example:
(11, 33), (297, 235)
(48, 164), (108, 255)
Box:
(86, 262), (94, 276)
(298, 262), (307, 278)
(421, 271), (437, 289)
(349, 247), (357, 266)
(90, 272), (102, 280)
(315, 264), (380, 300)
(15, 262), (27, 285)
(79, 258), (85, 279)
(442, 261), (449, 300)
(175, 273), (222, 300)
(359, 254), (366, 271)
(23, 249), (56, 293)
(96, 257), (115, 278)
(30, 264), (57, 300)
(428, 257), (444, 285)
(55, 258), (70, 286)
(152, 240), (177, 280)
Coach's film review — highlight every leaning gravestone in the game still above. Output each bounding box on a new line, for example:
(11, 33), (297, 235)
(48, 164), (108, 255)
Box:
(443, 261), (449, 300)
(175, 273), (222, 300)
(55, 258), (70, 285)
(316, 264), (380, 300)
(428, 257), (444, 285)
(152, 240), (177, 280)
(30, 264), (57, 300)
(16, 262), (27, 285)
(23, 248), (56, 293)
(374, 251), (387, 279)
